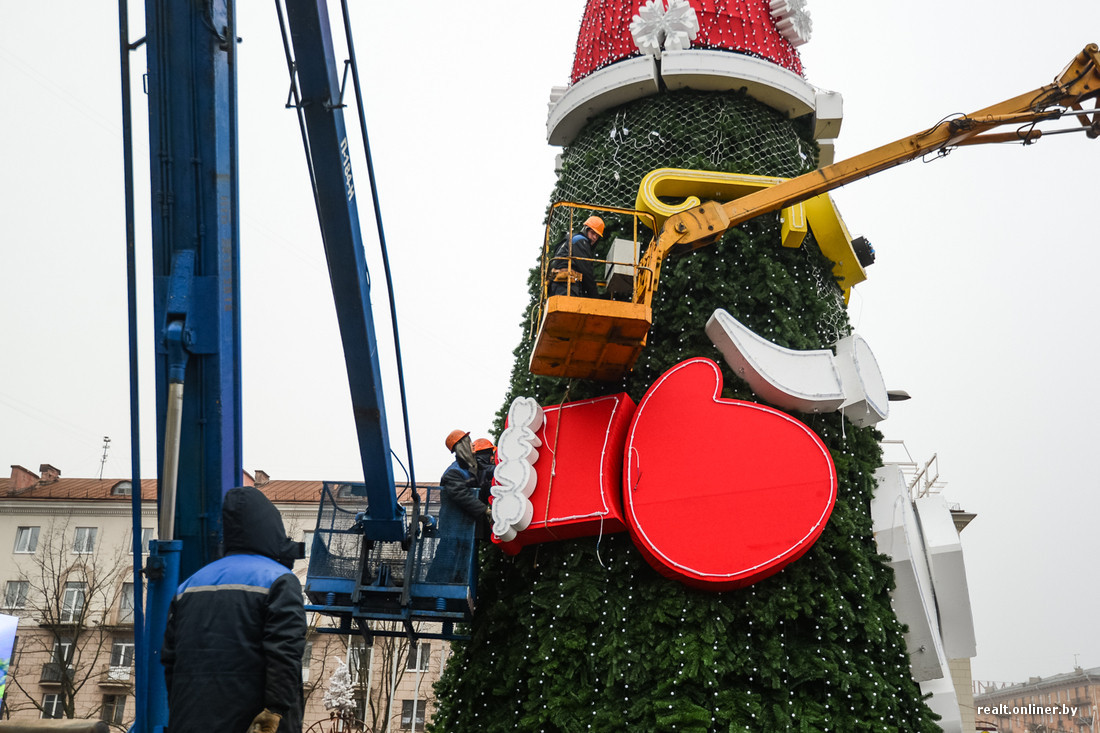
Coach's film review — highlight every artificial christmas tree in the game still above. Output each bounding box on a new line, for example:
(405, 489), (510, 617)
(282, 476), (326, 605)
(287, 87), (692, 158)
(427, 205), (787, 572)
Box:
(431, 2), (942, 730)
(322, 660), (357, 717)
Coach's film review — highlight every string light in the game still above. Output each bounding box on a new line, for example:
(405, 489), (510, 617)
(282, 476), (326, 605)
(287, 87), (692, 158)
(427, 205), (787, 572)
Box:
(432, 3), (942, 729)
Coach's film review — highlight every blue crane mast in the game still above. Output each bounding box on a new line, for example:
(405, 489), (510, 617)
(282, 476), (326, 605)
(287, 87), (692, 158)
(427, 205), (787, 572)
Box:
(121, 2), (477, 731)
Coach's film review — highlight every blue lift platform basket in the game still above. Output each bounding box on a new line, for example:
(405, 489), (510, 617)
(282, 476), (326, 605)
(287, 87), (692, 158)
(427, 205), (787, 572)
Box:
(305, 483), (478, 641)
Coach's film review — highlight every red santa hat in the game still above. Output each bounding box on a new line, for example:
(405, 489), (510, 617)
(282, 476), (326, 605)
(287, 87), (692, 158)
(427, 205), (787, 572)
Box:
(547, 0), (838, 155)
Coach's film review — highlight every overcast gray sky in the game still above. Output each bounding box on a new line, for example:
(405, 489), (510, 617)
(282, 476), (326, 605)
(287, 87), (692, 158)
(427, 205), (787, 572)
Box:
(2, 1), (1098, 686)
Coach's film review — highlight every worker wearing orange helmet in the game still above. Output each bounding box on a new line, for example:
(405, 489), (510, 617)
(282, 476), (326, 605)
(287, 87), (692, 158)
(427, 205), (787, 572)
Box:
(471, 438), (496, 503)
(428, 430), (492, 584)
(440, 430), (492, 524)
(548, 215), (605, 299)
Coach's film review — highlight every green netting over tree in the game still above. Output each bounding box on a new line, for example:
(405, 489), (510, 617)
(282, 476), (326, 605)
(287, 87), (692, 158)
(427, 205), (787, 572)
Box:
(429, 89), (940, 732)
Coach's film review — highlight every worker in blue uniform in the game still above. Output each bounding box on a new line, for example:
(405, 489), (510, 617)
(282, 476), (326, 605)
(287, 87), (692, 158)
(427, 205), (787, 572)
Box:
(439, 430), (491, 529)
(427, 430), (491, 584)
(162, 486), (306, 733)
(548, 215), (605, 298)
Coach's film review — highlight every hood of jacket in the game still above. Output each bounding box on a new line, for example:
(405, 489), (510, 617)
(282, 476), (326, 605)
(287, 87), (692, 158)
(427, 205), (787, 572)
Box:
(222, 486), (302, 569)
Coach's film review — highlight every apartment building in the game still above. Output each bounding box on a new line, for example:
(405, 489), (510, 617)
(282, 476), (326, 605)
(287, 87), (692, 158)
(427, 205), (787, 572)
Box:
(973, 666), (1100, 732)
(1, 464), (444, 731)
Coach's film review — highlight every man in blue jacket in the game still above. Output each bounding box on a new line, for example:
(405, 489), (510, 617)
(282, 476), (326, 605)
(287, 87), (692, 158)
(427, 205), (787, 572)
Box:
(548, 215), (605, 298)
(162, 486), (306, 733)
(440, 430), (491, 526)
(426, 430), (491, 585)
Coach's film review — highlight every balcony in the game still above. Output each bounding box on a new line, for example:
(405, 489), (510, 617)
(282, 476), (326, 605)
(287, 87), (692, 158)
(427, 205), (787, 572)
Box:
(40, 662), (74, 684)
(99, 664), (132, 686)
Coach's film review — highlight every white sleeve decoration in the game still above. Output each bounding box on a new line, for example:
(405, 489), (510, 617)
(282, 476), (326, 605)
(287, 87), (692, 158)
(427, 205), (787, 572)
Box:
(706, 308), (844, 413)
(630, 0), (700, 58)
(491, 397), (544, 543)
(706, 309), (889, 426)
(769, 0), (812, 47)
(833, 334), (889, 428)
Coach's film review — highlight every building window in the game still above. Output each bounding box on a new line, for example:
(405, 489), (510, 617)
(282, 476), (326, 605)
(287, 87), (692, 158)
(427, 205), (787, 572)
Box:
(53, 639), (74, 666)
(42, 640), (73, 683)
(102, 694), (126, 724)
(41, 694), (64, 719)
(400, 699), (426, 731)
(14, 526), (40, 554)
(3, 580), (29, 611)
(60, 582), (86, 623)
(302, 530), (314, 558)
(110, 481), (132, 496)
(109, 640), (135, 681)
(405, 642), (431, 672)
(119, 583), (135, 624)
(348, 641), (372, 686)
(73, 527), (98, 554)
(129, 527), (155, 554)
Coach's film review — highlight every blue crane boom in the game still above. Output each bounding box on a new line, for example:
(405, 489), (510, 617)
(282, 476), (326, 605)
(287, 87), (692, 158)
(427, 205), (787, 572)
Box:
(139, 2), (242, 731)
(281, 0), (404, 542)
(130, 1), (430, 731)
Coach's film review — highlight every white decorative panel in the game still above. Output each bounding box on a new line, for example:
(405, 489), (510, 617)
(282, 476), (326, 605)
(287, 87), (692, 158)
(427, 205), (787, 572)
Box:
(915, 494), (977, 659)
(871, 466), (946, 683)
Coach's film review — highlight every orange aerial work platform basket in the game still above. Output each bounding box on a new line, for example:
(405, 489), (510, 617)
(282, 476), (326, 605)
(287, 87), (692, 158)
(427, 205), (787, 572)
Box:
(529, 203), (657, 381)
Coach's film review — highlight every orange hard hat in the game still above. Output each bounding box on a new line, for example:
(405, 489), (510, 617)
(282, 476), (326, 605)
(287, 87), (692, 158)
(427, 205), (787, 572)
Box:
(472, 438), (495, 453)
(445, 429), (470, 452)
(583, 215), (605, 237)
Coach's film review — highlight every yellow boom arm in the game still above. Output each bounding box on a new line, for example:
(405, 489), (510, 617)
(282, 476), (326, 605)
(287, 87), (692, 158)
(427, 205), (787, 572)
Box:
(530, 46), (1099, 381)
(635, 44), (1100, 307)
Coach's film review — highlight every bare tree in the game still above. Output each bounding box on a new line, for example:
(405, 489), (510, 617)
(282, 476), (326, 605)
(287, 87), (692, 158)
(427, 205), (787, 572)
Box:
(298, 621), (436, 733)
(6, 517), (136, 728)
(302, 612), (337, 713)
(357, 623), (433, 733)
